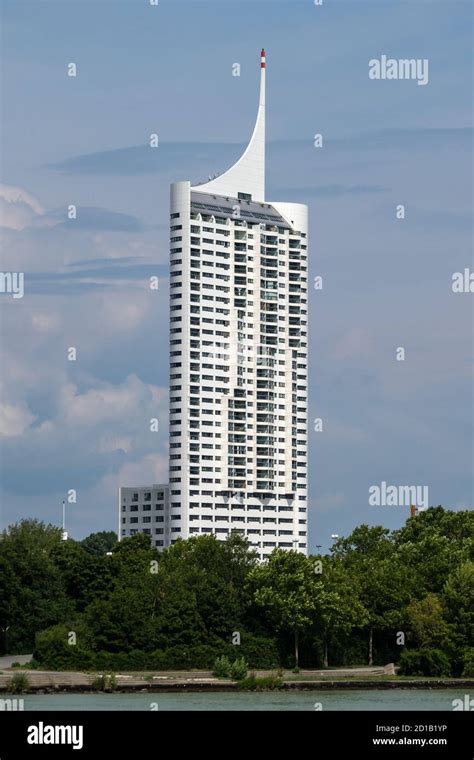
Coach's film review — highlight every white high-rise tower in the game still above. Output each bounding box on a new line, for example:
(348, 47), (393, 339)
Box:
(168, 50), (308, 560)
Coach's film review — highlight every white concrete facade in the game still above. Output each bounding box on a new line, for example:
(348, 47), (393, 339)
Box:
(119, 484), (170, 548)
(168, 50), (308, 560)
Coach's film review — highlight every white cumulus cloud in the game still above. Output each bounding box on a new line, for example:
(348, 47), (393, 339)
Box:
(0, 401), (37, 437)
(0, 184), (44, 230)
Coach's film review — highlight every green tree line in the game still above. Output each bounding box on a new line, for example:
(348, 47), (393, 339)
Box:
(0, 507), (472, 675)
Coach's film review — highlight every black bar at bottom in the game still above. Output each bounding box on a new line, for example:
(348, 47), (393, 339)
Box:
(0, 711), (472, 758)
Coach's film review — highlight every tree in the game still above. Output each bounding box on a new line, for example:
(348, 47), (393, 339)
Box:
(0, 520), (72, 651)
(0, 554), (20, 654)
(80, 531), (117, 557)
(50, 540), (113, 612)
(4, 508), (470, 671)
(247, 550), (320, 666)
(313, 556), (368, 667)
(393, 508), (473, 594)
(158, 534), (257, 640)
(332, 525), (414, 665)
(442, 562), (474, 648)
(404, 593), (450, 649)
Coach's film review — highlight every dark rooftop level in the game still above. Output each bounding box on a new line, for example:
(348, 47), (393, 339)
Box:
(190, 191), (291, 229)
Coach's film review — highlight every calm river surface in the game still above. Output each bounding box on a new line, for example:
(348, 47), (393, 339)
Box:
(21, 690), (463, 711)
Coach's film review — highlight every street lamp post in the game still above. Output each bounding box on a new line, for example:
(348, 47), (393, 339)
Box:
(62, 500), (68, 541)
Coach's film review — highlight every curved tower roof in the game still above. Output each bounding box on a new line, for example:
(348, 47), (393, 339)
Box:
(192, 49), (266, 202)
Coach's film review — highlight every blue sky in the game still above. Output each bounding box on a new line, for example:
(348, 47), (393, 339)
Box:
(0, 0), (472, 551)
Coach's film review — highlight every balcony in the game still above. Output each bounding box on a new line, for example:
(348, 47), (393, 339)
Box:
(228, 480), (246, 489)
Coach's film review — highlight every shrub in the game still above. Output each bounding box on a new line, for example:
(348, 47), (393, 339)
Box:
(92, 673), (117, 691)
(6, 672), (30, 694)
(462, 649), (474, 678)
(9, 659), (38, 670)
(213, 655), (231, 678)
(237, 671), (283, 691)
(34, 624), (94, 671)
(237, 633), (281, 669)
(229, 657), (248, 681)
(398, 649), (451, 677)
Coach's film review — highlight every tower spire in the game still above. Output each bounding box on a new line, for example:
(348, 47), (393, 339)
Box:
(192, 49), (266, 202)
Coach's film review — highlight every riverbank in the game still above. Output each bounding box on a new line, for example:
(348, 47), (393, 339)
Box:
(1, 668), (473, 693)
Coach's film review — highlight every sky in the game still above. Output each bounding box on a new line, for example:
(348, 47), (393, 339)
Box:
(0, 0), (472, 552)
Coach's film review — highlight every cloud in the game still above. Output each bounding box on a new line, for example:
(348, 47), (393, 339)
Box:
(0, 401), (37, 438)
(0, 184), (44, 230)
(47, 129), (474, 179)
(0, 374), (168, 496)
(272, 184), (387, 199)
(49, 142), (245, 177)
(59, 374), (165, 427)
(0, 184), (166, 276)
(111, 453), (168, 488)
(52, 206), (144, 232)
(31, 312), (61, 334)
(0, 183), (145, 265)
(22, 263), (167, 297)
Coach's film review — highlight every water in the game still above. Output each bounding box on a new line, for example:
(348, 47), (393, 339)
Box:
(18, 690), (464, 711)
